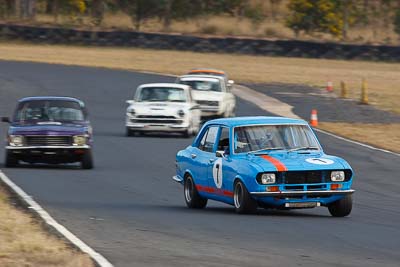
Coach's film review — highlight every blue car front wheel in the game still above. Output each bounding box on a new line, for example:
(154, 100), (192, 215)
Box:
(328, 194), (353, 217)
(234, 180), (257, 214)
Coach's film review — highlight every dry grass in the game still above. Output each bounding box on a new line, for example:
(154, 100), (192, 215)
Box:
(0, 185), (94, 267)
(318, 123), (400, 153)
(0, 42), (399, 114)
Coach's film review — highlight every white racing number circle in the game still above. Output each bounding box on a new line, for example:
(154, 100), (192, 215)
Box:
(306, 158), (334, 165)
(212, 158), (223, 189)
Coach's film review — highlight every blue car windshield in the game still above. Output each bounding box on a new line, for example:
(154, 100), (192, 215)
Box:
(14, 100), (85, 122)
(234, 124), (320, 153)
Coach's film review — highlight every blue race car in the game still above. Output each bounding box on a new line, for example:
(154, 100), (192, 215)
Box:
(1, 96), (93, 169)
(173, 116), (355, 216)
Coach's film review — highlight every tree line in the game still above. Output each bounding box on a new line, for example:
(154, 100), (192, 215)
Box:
(1, 0), (400, 40)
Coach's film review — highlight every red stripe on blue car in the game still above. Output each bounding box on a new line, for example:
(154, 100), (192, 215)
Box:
(196, 185), (233, 197)
(260, 155), (288, 171)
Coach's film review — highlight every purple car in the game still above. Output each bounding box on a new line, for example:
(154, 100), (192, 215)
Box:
(1, 96), (93, 169)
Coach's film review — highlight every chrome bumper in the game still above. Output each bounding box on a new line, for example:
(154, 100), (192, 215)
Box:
(250, 189), (355, 197)
(172, 175), (184, 183)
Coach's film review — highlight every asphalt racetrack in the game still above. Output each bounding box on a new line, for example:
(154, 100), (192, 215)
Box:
(0, 61), (399, 267)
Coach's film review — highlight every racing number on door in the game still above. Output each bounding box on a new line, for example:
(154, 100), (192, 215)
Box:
(212, 158), (223, 189)
(212, 127), (229, 190)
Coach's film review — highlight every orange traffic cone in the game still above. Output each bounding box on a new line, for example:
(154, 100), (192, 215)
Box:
(310, 109), (318, 127)
(326, 81), (333, 92)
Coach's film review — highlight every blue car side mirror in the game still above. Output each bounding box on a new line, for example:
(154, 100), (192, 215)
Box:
(216, 151), (225, 158)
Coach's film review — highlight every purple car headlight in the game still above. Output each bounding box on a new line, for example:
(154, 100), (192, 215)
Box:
(9, 135), (24, 146)
(73, 135), (87, 146)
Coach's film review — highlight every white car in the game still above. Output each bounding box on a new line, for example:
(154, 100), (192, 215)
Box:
(176, 75), (236, 118)
(125, 83), (201, 137)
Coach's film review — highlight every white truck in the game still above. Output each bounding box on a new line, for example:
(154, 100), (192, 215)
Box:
(176, 75), (236, 119)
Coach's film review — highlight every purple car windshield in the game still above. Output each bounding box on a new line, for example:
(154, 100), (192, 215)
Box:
(14, 100), (85, 123)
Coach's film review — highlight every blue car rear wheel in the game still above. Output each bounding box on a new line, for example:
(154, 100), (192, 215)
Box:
(184, 175), (207, 209)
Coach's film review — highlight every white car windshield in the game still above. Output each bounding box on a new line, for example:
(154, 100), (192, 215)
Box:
(180, 80), (222, 92)
(137, 87), (187, 102)
(234, 124), (320, 153)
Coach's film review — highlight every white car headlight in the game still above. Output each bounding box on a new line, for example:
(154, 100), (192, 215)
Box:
(331, 171), (345, 182)
(177, 110), (185, 117)
(127, 108), (135, 116)
(9, 135), (24, 146)
(260, 173), (276, 184)
(73, 135), (87, 146)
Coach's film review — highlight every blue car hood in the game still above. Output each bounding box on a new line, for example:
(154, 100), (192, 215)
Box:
(9, 122), (88, 136)
(247, 152), (347, 172)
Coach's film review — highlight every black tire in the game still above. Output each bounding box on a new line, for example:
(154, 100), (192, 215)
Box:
(126, 127), (134, 137)
(184, 175), (207, 209)
(230, 108), (236, 117)
(5, 151), (18, 168)
(182, 125), (193, 138)
(328, 194), (353, 217)
(234, 180), (257, 214)
(81, 150), (94, 169)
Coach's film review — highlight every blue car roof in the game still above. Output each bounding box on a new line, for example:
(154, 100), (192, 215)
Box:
(204, 116), (308, 127)
(18, 96), (82, 103)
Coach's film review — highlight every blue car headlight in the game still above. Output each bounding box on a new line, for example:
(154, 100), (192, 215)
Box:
(260, 173), (276, 184)
(331, 171), (345, 182)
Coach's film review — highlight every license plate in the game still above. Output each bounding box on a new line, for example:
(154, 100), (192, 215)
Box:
(285, 202), (319, 208)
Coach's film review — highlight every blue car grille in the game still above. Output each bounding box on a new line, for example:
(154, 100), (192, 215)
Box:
(284, 171), (324, 184)
(263, 170), (352, 185)
(25, 135), (73, 146)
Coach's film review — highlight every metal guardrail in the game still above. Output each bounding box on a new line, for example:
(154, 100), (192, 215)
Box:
(1, 23), (400, 61)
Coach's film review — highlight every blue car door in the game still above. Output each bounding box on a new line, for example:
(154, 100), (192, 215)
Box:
(190, 125), (219, 197)
(207, 126), (234, 203)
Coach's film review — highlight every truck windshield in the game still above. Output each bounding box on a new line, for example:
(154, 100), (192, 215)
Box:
(234, 124), (320, 153)
(14, 100), (85, 122)
(179, 79), (222, 92)
(137, 87), (187, 102)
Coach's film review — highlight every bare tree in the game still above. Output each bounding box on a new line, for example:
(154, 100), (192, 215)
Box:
(269, 0), (282, 22)
(163, 0), (172, 31)
(14, 0), (36, 19)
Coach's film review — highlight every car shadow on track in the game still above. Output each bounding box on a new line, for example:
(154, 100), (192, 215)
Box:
(158, 205), (332, 218)
(127, 133), (190, 139)
(95, 130), (191, 139)
(0, 163), (83, 170)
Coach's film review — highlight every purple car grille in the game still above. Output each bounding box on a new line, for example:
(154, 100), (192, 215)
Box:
(25, 135), (72, 146)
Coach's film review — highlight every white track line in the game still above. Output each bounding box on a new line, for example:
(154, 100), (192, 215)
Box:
(0, 171), (114, 267)
(313, 128), (400, 157)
